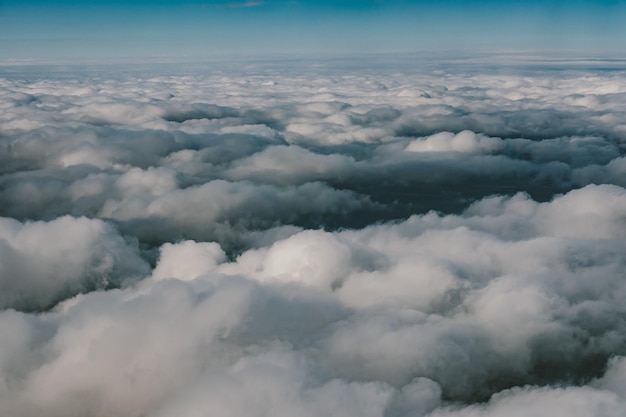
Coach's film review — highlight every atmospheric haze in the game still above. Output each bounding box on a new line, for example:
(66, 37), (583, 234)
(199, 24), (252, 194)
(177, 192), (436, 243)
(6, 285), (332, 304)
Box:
(1, 56), (626, 417)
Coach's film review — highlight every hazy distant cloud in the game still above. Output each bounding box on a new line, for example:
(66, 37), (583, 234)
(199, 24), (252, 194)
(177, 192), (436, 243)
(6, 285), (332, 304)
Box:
(0, 60), (625, 416)
(225, 1), (265, 7)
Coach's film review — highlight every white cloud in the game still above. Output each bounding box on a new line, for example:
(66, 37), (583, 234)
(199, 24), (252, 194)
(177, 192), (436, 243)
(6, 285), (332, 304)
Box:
(152, 240), (226, 281)
(0, 215), (148, 311)
(0, 59), (625, 416)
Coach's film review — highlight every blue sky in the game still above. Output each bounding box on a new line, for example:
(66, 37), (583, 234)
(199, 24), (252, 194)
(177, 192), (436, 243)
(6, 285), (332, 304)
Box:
(1, 0), (625, 61)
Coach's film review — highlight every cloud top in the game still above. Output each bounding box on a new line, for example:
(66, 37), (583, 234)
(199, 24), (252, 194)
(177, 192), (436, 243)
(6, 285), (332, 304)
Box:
(0, 60), (625, 416)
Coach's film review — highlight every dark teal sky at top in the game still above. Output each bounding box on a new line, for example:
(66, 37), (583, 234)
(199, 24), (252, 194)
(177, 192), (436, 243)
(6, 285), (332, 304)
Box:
(1, 0), (625, 60)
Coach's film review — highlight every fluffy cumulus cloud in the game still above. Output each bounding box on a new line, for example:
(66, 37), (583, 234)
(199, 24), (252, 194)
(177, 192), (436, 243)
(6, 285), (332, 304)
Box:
(0, 215), (148, 311)
(0, 57), (625, 416)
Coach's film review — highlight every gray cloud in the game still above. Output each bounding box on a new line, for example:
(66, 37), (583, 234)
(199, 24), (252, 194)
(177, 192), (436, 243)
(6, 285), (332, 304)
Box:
(0, 58), (625, 416)
(0, 215), (149, 311)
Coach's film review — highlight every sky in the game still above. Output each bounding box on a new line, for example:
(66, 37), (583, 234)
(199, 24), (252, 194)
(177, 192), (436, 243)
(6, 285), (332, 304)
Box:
(1, 0), (626, 61)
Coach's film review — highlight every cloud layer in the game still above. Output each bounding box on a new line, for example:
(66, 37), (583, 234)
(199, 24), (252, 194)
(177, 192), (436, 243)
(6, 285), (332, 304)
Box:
(1, 59), (625, 416)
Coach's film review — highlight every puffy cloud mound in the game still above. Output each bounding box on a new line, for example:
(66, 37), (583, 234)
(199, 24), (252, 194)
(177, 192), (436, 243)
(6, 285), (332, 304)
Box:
(0, 216), (149, 311)
(0, 56), (625, 416)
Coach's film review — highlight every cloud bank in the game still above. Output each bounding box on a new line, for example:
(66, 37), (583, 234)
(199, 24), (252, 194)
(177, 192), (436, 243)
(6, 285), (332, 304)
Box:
(0, 58), (625, 416)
